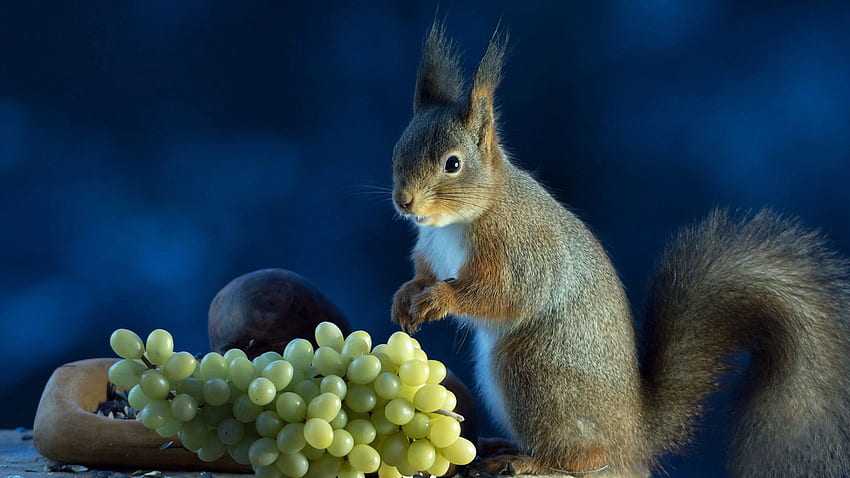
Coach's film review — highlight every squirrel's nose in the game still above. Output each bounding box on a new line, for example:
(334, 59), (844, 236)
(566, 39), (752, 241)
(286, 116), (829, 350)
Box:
(395, 191), (414, 212)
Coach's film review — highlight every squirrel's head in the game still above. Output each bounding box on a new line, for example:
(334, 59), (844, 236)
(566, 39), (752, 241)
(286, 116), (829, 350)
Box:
(392, 23), (507, 228)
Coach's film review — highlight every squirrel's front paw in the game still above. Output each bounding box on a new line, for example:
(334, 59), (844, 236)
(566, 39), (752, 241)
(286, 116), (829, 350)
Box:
(409, 281), (453, 331)
(392, 279), (431, 334)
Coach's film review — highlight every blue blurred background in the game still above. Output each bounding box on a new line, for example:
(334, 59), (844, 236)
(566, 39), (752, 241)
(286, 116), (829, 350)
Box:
(2, 1), (849, 476)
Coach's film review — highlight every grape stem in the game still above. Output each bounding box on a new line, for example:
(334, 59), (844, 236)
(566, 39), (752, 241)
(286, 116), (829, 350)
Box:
(140, 355), (156, 369)
(433, 408), (465, 422)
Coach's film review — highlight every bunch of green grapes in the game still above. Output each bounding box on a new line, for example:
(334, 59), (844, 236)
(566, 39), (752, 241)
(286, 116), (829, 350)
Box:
(108, 322), (475, 478)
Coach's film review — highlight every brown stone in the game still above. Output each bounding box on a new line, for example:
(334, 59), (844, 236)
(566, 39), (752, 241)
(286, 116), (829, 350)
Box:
(208, 268), (352, 358)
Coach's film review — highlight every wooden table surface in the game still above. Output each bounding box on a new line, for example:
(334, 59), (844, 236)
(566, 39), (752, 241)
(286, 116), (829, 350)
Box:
(1, 429), (573, 478)
(0, 429), (249, 478)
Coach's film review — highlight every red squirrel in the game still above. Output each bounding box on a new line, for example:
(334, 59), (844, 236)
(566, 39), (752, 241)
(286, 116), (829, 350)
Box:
(390, 24), (850, 477)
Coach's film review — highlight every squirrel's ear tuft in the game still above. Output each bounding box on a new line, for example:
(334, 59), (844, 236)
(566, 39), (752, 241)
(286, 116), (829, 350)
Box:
(463, 28), (507, 153)
(414, 21), (464, 113)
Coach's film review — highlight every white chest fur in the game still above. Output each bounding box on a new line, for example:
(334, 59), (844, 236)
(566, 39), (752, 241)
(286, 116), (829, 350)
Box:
(417, 224), (515, 438)
(415, 223), (470, 280)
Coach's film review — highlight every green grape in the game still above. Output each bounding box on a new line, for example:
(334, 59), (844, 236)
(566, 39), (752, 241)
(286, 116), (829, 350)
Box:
(344, 385), (376, 413)
(109, 329), (144, 360)
(139, 400), (171, 429)
(145, 329), (174, 365)
(386, 332), (415, 365)
(427, 453), (451, 477)
(397, 383), (418, 401)
(162, 351), (197, 382)
(140, 369), (171, 400)
(439, 436), (476, 465)
(303, 418), (334, 449)
(443, 390), (457, 411)
(397, 455), (418, 476)
(346, 355), (382, 385)
(348, 444), (381, 473)
(249, 437), (280, 467)
(263, 360), (294, 391)
(108, 359), (146, 388)
(203, 378), (231, 406)
(229, 356), (257, 391)
(174, 377), (204, 402)
(326, 428), (354, 457)
(275, 451), (309, 478)
(319, 375), (347, 399)
(399, 360), (429, 387)
(199, 352), (229, 381)
(329, 408), (348, 429)
(178, 416), (208, 451)
(413, 383), (447, 413)
(253, 354), (273, 374)
(254, 464), (283, 478)
(313, 347), (344, 377)
(275, 392), (307, 423)
(428, 416), (461, 448)
(373, 372), (401, 400)
(402, 412), (431, 439)
(293, 379), (320, 403)
(407, 439), (437, 470)
(348, 330), (372, 350)
(276, 422), (306, 454)
(197, 434), (226, 462)
(426, 360), (447, 384)
(201, 404), (231, 427)
(223, 348), (248, 363)
(283, 339), (314, 370)
(371, 344), (388, 354)
(307, 453), (342, 478)
(170, 393), (198, 422)
(315, 321), (344, 351)
(373, 351), (395, 373)
(369, 407), (398, 435)
(378, 463), (402, 478)
(307, 392), (342, 422)
(254, 351), (284, 374)
(339, 462), (366, 478)
(229, 434), (256, 465)
(155, 417), (181, 438)
(379, 432), (409, 466)
(413, 349), (428, 362)
(233, 394), (264, 423)
(248, 377), (277, 406)
(127, 384), (151, 410)
(345, 419), (376, 445)
(341, 336), (370, 361)
(217, 417), (246, 446)
(301, 444), (325, 460)
(385, 398), (415, 425)
(410, 337), (421, 350)
(261, 350), (284, 363)
(256, 410), (284, 438)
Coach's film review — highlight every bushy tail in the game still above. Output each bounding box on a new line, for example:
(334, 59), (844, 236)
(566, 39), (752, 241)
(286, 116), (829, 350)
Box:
(642, 209), (850, 477)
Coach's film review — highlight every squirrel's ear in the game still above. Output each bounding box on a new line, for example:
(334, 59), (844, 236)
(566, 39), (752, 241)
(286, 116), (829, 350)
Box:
(414, 22), (464, 113)
(463, 29), (507, 155)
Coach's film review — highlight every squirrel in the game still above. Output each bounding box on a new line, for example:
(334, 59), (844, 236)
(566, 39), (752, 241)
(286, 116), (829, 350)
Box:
(389, 23), (850, 478)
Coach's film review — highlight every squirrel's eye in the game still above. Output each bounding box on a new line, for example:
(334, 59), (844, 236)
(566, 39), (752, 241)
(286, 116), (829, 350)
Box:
(444, 155), (461, 173)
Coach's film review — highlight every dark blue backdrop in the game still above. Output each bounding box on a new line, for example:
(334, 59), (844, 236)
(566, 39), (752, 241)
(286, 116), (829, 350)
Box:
(2, 2), (849, 476)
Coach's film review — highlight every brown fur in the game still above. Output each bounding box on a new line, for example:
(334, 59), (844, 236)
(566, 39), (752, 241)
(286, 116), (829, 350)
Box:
(390, 24), (850, 477)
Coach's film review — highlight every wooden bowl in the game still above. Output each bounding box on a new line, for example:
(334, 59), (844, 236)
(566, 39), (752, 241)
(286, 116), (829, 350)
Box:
(32, 358), (250, 471)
